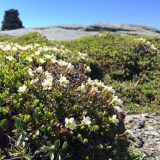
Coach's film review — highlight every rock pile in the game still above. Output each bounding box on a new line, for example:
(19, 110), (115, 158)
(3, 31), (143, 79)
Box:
(1, 9), (24, 30)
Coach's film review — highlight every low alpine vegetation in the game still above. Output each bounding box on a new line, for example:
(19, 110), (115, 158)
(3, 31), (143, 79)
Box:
(0, 42), (129, 159)
(62, 33), (160, 113)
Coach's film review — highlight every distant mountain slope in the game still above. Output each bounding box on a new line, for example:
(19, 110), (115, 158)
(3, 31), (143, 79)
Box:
(0, 23), (160, 40)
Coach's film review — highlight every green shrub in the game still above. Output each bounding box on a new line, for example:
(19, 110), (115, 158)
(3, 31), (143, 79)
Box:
(1, 32), (159, 113)
(0, 42), (129, 159)
(110, 38), (159, 81)
(16, 32), (48, 44)
(62, 33), (160, 113)
(103, 76), (160, 112)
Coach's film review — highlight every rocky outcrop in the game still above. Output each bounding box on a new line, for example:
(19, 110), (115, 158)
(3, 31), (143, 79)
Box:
(0, 23), (160, 40)
(125, 113), (160, 160)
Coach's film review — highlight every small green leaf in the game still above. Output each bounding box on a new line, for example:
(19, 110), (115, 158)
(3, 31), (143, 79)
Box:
(23, 115), (31, 123)
(50, 153), (54, 160)
(33, 99), (40, 106)
(13, 116), (22, 130)
(62, 141), (68, 150)
(0, 119), (8, 128)
(0, 155), (6, 160)
(82, 138), (88, 144)
(23, 154), (31, 160)
(0, 107), (10, 115)
(57, 154), (61, 160)
(54, 139), (60, 148)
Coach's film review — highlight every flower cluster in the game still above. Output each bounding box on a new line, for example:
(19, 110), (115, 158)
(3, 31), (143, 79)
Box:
(135, 38), (158, 51)
(65, 116), (91, 130)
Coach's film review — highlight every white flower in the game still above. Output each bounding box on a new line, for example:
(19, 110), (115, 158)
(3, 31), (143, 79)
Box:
(66, 63), (74, 73)
(86, 66), (91, 72)
(110, 115), (119, 123)
(6, 56), (14, 61)
(58, 75), (69, 88)
(42, 76), (53, 90)
(44, 71), (52, 78)
(90, 86), (99, 94)
(111, 96), (123, 106)
(125, 130), (134, 137)
(53, 47), (58, 52)
(44, 54), (52, 59)
(34, 50), (41, 55)
(78, 52), (88, 59)
(86, 78), (94, 86)
(102, 86), (115, 94)
(26, 57), (33, 62)
(81, 116), (91, 125)
(18, 85), (27, 93)
(39, 58), (46, 64)
(30, 77), (39, 84)
(35, 66), (43, 73)
(135, 38), (146, 43)
(27, 68), (34, 77)
(146, 41), (151, 46)
(58, 60), (68, 67)
(150, 44), (157, 51)
(77, 83), (86, 93)
(65, 118), (77, 130)
(12, 46), (18, 52)
(50, 55), (57, 63)
(94, 80), (105, 88)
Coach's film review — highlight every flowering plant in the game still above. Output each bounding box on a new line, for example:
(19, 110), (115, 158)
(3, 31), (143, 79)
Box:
(0, 42), (128, 160)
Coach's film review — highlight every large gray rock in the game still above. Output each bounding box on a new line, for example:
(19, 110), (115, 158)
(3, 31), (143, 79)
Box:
(0, 23), (160, 40)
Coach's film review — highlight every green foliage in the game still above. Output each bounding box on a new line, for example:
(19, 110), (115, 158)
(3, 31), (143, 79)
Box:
(16, 32), (48, 44)
(0, 32), (159, 159)
(62, 33), (160, 113)
(0, 32), (160, 113)
(0, 41), (129, 159)
(128, 143), (146, 160)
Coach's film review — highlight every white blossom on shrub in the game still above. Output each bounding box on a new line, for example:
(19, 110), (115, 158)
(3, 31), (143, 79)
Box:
(35, 66), (43, 73)
(90, 86), (99, 94)
(86, 66), (91, 72)
(42, 76), (53, 90)
(86, 78), (95, 86)
(81, 116), (91, 125)
(110, 115), (119, 123)
(58, 60), (68, 67)
(26, 56), (33, 62)
(6, 56), (14, 61)
(77, 83), (86, 93)
(30, 77), (39, 85)
(58, 75), (69, 87)
(66, 63), (74, 73)
(102, 86), (115, 94)
(44, 54), (52, 59)
(111, 96), (123, 106)
(18, 85), (27, 93)
(50, 55), (57, 63)
(39, 58), (46, 64)
(34, 50), (41, 55)
(27, 68), (34, 77)
(65, 118), (77, 130)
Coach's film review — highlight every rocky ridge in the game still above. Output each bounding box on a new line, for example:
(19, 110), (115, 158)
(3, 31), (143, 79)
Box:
(0, 23), (160, 40)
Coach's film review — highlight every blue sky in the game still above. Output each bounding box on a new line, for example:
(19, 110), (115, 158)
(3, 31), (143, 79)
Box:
(0, 0), (160, 28)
